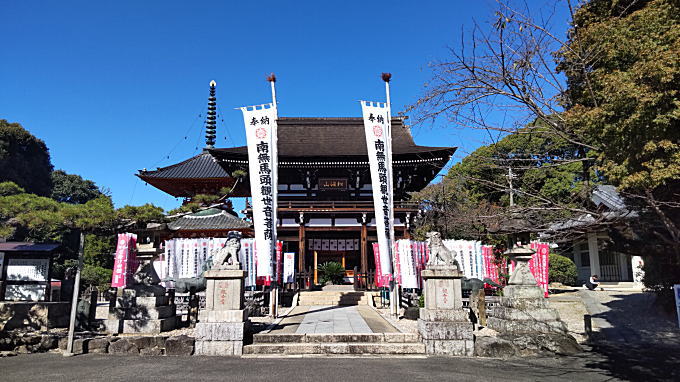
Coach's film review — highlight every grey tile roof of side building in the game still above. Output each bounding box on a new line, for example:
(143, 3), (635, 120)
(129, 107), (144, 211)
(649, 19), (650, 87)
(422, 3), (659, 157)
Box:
(167, 208), (251, 231)
(545, 185), (636, 233)
(0, 242), (61, 252)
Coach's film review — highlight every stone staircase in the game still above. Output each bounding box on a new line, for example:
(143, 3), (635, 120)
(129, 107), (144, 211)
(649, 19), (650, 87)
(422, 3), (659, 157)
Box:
(297, 291), (370, 306)
(244, 333), (425, 356)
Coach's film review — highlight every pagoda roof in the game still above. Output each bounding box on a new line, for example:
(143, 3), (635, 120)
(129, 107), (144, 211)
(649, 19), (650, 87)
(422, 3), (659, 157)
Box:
(167, 208), (250, 231)
(210, 117), (454, 158)
(136, 152), (243, 197)
(139, 152), (228, 180)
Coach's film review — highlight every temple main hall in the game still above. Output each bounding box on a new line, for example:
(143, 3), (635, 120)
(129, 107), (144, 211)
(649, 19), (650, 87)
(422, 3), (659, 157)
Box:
(137, 84), (455, 278)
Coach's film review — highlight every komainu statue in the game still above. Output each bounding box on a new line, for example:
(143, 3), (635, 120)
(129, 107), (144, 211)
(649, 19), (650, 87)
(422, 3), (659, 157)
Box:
(425, 231), (458, 268)
(211, 231), (242, 270)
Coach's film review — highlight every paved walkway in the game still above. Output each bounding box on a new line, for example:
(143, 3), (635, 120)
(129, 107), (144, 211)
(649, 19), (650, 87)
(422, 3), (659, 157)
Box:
(268, 305), (399, 334)
(296, 306), (372, 334)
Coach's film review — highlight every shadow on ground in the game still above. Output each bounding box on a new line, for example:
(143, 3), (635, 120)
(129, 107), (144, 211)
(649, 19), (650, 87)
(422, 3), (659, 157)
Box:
(580, 292), (680, 381)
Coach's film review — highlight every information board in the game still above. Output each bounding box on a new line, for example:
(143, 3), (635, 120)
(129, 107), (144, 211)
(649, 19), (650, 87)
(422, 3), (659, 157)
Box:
(4, 284), (46, 301)
(6, 258), (49, 281)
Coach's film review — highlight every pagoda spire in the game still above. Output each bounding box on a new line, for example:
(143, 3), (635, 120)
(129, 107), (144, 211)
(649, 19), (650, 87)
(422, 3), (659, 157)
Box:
(204, 80), (217, 148)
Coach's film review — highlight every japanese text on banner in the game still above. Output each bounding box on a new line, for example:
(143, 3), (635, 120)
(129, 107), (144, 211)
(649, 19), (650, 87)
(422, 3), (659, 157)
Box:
(242, 104), (278, 285)
(361, 101), (394, 280)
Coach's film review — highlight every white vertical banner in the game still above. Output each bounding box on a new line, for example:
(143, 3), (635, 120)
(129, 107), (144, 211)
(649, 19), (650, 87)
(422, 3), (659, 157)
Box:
(242, 103), (278, 285)
(283, 252), (295, 283)
(361, 100), (394, 279)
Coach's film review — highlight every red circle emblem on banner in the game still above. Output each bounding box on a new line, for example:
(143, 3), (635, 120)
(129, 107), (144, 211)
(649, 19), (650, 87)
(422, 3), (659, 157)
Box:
(256, 128), (267, 139)
(373, 125), (383, 137)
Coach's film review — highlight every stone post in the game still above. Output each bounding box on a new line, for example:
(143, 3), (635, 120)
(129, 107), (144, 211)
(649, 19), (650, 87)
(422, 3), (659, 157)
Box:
(418, 265), (474, 356)
(194, 269), (249, 356)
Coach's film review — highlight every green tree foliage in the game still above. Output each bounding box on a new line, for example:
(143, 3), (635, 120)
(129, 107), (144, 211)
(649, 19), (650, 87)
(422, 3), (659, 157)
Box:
(0, 119), (53, 196)
(548, 253), (578, 286)
(559, 0), (680, 193)
(81, 264), (114, 288)
(0, 181), (25, 196)
(50, 170), (103, 204)
(116, 204), (165, 225)
(84, 233), (115, 269)
(413, 127), (594, 239)
(559, 0), (680, 297)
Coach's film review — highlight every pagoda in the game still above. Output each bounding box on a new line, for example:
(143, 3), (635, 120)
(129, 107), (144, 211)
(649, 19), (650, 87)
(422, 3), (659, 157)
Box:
(137, 82), (455, 275)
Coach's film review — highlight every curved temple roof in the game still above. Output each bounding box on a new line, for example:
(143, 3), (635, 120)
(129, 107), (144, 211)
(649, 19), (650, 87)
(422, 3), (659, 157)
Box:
(137, 117), (456, 197)
(167, 208), (251, 231)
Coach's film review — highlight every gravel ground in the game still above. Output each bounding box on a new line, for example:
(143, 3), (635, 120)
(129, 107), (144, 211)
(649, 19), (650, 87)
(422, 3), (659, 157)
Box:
(374, 307), (419, 333)
(548, 291), (590, 343)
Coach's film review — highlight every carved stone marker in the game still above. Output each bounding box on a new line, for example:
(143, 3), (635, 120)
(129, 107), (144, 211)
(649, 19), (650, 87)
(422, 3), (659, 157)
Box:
(194, 268), (249, 356)
(418, 263), (474, 356)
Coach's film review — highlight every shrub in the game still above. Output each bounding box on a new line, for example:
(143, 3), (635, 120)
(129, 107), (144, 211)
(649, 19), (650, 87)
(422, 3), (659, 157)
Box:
(548, 253), (577, 286)
(81, 264), (112, 288)
(317, 261), (345, 285)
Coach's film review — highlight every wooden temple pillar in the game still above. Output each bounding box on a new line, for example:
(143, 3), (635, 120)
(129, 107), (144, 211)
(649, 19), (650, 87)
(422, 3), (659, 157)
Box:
(360, 213), (368, 273)
(404, 212), (412, 240)
(298, 212), (306, 272)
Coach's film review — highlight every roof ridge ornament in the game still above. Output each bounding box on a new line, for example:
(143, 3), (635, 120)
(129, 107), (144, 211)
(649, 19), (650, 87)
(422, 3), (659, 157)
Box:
(205, 80), (218, 148)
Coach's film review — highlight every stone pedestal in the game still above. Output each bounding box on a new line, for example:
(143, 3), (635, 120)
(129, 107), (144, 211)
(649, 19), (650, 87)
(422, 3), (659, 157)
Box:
(418, 265), (474, 356)
(487, 247), (567, 335)
(105, 286), (177, 334)
(194, 269), (249, 356)
(483, 246), (580, 356)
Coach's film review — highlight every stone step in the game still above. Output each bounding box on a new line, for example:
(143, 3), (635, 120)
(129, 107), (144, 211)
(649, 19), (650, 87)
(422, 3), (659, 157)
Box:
(243, 342), (426, 355)
(297, 296), (369, 301)
(297, 300), (370, 306)
(299, 293), (366, 298)
(253, 333), (420, 344)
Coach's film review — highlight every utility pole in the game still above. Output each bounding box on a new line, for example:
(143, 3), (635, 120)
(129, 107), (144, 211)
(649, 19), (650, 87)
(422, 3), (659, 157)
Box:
(437, 174), (448, 238)
(506, 167), (516, 207)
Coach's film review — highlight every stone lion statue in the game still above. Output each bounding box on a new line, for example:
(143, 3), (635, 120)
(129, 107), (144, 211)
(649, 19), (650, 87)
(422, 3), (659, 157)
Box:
(211, 231), (242, 270)
(426, 231), (458, 267)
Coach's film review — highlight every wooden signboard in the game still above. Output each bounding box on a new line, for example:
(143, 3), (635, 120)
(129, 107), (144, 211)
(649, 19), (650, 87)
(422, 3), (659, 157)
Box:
(319, 178), (348, 190)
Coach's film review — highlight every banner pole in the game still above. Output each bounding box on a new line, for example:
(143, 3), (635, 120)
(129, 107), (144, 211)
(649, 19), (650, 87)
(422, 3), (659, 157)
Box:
(382, 72), (399, 319)
(267, 73), (279, 318)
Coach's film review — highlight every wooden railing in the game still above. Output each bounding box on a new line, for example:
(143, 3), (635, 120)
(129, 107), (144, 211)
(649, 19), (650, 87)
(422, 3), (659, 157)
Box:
(353, 267), (379, 291)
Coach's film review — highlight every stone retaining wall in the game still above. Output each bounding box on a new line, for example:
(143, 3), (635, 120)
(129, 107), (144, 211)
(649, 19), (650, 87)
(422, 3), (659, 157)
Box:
(58, 335), (195, 356)
(0, 329), (196, 356)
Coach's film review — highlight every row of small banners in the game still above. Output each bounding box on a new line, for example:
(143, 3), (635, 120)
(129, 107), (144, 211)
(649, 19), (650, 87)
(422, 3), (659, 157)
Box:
(111, 235), (550, 296)
(377, 240), (550, 296)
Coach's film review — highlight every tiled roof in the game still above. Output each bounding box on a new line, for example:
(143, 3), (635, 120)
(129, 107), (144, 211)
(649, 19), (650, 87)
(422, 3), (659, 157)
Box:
(167, 208), (250, 231)
(139, 152), (229, 179)
(212, 117), (454, 158)
(0, 242), (60, 252)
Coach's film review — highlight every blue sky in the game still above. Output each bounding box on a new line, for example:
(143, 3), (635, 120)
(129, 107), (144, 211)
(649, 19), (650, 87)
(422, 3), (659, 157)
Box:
(0, 1), (571, 212)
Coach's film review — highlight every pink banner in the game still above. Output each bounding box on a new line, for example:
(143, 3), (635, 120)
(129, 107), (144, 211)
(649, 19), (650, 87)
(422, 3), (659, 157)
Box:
(276, 241), (283, 285)
(530, 242), (550, 297)
(372, 243), (383, 287)
(111, 233), (137, 288)
(394, 241), (402, 286)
